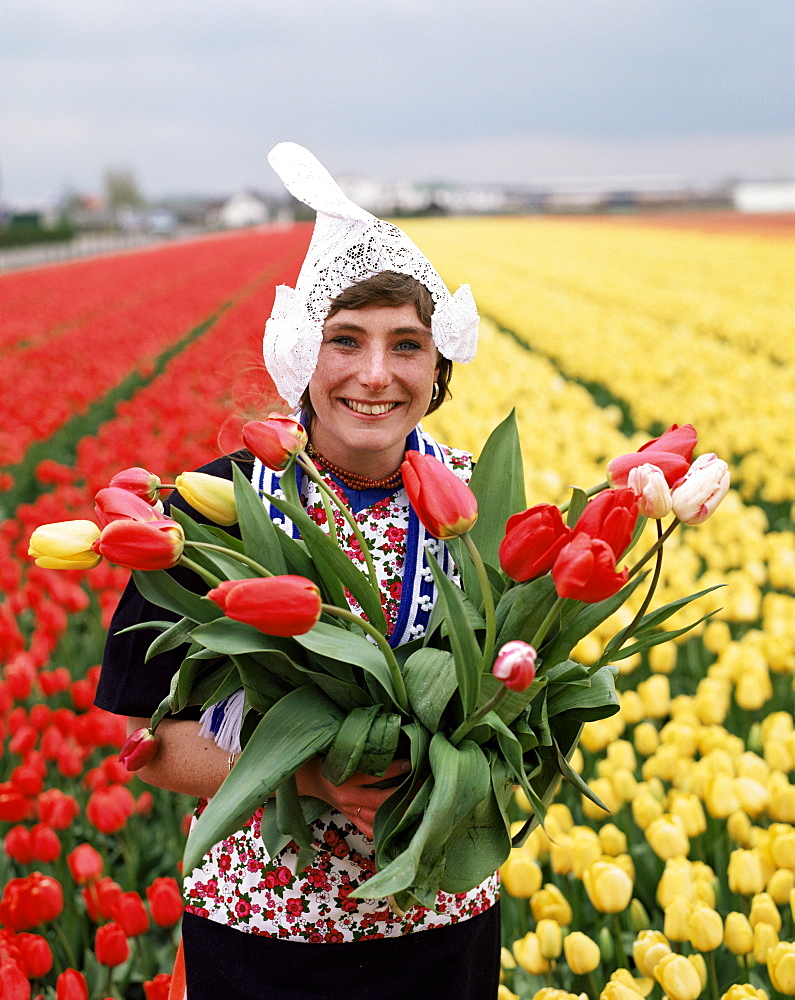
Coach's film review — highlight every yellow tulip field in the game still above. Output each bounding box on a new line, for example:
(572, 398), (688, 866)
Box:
(412, 215), (795, 1000)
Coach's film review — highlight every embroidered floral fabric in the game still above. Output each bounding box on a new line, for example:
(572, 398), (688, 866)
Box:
(183, 444), (500, 941)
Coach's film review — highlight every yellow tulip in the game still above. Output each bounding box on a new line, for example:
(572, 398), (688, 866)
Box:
(500, 852), (543, 898)
(771, 830), (795, 869)
(497, 987), (519, 1000)
(719, 984), (770, 1000)
(632, 930), (671, 978)
(175, 471), (238, 525)
(768, 774), (795, 823)
(723, 912), (754, 956)
(735, 776), (770, 817)
(563, 931), (601, 975)
(530, 884), (573, 925)
(28, 519), (101, 569)
(728, 849), (766, 895)
(633, 722), (659, 758)
(657, 858), (695, 910)
(582, 860), (633, 914)
(686, 901), (723, 952)
(536, 919), (562, 960)
(599, 823), (628, 857)
(637, 674), (670, 719)
(767, 868), (795, 905)
(727, 810), (754, 847)
(645, 814), (690, 861)
(654, 953), (703, 1000)
(767, 941), (795, 995)
(513, 931), (550, 975)
(669, 793), (707, 837)
(749, 892), (782, 933)
(599, 982), (647, 1000)
(663, 897), (692, 943)
(609, 968), (654, 997)
(649, 641), (677, 674)
(752, 921), (779, 964)
(705, 774), (741, 819)
(632, 790), (665, 830)
(570, 827), (602, 878)
(606, 740), (637, 771)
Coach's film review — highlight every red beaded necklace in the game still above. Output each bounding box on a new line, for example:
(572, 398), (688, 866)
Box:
(307, 443), (403, 491)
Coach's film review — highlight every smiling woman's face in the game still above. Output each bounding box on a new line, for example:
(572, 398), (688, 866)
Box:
(307, 302), (440, 479)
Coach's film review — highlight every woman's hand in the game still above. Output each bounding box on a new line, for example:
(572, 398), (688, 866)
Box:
(295, 757), (410, 839)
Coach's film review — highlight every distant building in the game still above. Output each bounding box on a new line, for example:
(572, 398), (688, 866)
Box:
(733, 181), (795, 213)
(215, 190), (271, 228)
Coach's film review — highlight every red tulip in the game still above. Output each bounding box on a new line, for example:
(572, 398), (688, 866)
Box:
(208, 576), (322, 637)
(17, 932), (53, 978)
(0, 961), (29, 1000)
(28, 823), (60, 863)
(118, 727), (160, 772)
(639, 423), (697, 460)
(607, 424), (696, 488)
(4, 826), (33, 864)
(144, 973), (173, 1000)
(401, 451), (478, 540)
(492, 641), (538, 692)
(92, 518), (184, 571)
(67, 844), (103, 885)
(146, 877), (184, 927)
(572, 489), (638, 559)
(242, 413), (308, 470)
(23, 872), (64, 926)
(498, 504), (572, 582)
(86, 785), (136, 834)
(82, 878), (123, 923)
(94, 487), (164, 528)
(94, 922), (130, 967)
(108, 467), (162, 504)
(56, 968), (89, 1000)
(0, 784), (28, 823)
(552, 534), (629, 603)
(111, 891), (150, 937)
(36, 789), (79, 830)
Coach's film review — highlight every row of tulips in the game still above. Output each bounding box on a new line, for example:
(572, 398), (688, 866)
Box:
(0, 225), (309, 470)
(0, 231), (316, 996)
(403, 217), (795, 506)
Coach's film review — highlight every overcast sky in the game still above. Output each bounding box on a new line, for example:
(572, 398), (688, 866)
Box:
(1, 0), (793, 204)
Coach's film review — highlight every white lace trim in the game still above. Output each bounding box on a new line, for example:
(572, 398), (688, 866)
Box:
(263, 142), (479, 406)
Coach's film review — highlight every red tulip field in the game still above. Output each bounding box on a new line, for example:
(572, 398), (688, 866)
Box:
(1, 215), (794, 1000)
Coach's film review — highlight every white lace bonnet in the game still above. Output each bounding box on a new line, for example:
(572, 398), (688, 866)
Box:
(263, 142), (479, 407)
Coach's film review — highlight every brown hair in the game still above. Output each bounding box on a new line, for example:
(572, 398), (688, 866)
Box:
(300, 271), (452, 427)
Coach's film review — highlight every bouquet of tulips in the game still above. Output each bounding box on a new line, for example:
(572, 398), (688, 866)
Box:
(29, 413), (730, 910)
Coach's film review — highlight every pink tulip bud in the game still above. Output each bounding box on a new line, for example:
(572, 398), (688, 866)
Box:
(492, 640), (538, 692)
(118, 728), (160, 772)
(108, 468), (162, 504)
(671, 453), (730, 525)
(627, 464), (673, 519)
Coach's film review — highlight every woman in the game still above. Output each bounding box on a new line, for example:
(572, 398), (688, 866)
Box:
(96, 144), (500, 999)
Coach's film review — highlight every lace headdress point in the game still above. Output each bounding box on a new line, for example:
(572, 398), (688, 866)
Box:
(263, 142), (479, 407)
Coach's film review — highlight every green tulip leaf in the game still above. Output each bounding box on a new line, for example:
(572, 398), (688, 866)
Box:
(183, 686), (344, 875)
(425, 550), (483, 717)
(199, 664), (243, 712)
(321, 706), (381, 786)
(260, 795), (328, 860)
(275, 773), (317, 875)
(170, 507), (252, 580)
(372, 722), (431, 864)
(495, 574), (559, 648)
(294, 623), (400, 708)
(232, 463), (289, 576)
(357, 711), (402, 776)
(143, 617), (196, 662)
(403, 648), (458, 732)
(547, 663), (620, 722)
(566, 487), (589, 528)
(132, 568), (222, 623)
(537, 572), (647, 669)
(599, 608), (718, 666)
(550, 736), (610, 812)
(231, 653), (296, 715)
(265, 491), (387, 635)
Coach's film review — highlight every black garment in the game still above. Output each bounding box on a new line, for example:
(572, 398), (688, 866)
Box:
(182, 905), (501, 1000)
(95, 453), (251, 719)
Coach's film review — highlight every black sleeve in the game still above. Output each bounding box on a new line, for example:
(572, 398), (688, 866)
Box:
(94, 453), (251, 718)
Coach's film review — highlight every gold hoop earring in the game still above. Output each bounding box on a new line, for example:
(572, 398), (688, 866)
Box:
(431, 382), (440, 402)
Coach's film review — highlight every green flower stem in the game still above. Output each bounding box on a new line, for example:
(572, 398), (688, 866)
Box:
(558, 480), (609, 514)
(320, 603), (408, 713)
(297, 453), (379, 591)
(531, 595), (566, 657)
(612, 912), (629, 970)
(462, 532), (496, 672)
(53, 920), (78, 971)
(184, 541), (273, 578)
(177, 554), (222, 588)
(609, 519), (665, 658)
(707, 950), (720, 1000)
(449, 685), (508, 746)
(627, 517), (680, 580)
